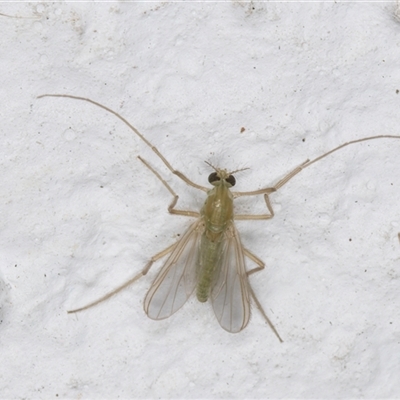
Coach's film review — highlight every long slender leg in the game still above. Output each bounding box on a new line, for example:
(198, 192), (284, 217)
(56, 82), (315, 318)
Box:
(234, 134), (400, 217)
(232, 160), (309, 218)
(138, 156), (200, 218)
(68, 242), (177, 313)
(233, 159), (310, 199)
(37, 94), (209, 192)
(236, 193), (278, 344)
(234, 135), (400, 197)
(243, 248), (283, 342)
(235, 193), (275, 221)
(248, 285), (283, 342)
(243, 248), (265, 276)
(299, 135), (400, 171)
(69, 155), (199, 313)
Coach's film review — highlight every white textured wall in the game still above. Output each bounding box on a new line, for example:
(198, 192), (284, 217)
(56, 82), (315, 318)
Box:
(1, 2), (400, 398)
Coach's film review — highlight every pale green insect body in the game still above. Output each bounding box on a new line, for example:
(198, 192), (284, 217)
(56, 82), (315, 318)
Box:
(197, 169), (235, 303)
(196, 236), (222, 303)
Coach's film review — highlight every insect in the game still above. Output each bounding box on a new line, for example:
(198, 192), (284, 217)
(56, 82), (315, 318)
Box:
(38, 94), (400, 341)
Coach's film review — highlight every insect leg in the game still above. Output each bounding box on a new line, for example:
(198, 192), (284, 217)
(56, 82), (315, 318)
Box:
(233, 159), (310, 199)
(235, 134), (400, 217)
(248, 285), (284, 342)
(37, 94), (209, 192)
(242, 248), (283, 342)
(233, 160), (310, 218)
(68, 242), (177, 313)
(235, 190), (275, 221)
(0, 12), (39, 19)
(138, 156), (200, 218)
(236, 135), (400, 196)
(243, 248), (265, 276)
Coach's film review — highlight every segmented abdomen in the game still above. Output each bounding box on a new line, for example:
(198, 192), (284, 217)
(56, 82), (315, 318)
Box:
(196, 234), (223, 302)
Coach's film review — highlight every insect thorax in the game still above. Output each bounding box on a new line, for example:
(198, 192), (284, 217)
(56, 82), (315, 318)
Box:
(201, 183), (234, 235)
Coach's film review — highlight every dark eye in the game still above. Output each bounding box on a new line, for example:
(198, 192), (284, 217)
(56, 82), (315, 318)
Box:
(208, 172), (220, 184)
(226, 175), (236, 187)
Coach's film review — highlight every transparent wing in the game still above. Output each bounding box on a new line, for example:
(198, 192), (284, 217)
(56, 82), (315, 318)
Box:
(144, 218), (204, 320)
(211, 223), (251, 333)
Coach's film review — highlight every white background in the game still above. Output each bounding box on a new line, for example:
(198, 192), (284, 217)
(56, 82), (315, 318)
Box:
(1, 1), (400, 398)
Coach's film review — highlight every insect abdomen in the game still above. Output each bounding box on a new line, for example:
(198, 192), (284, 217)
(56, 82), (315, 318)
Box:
(196, 235), (222, 302)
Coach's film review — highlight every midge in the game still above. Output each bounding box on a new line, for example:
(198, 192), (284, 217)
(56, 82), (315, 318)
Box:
(38, 94), (400, 341)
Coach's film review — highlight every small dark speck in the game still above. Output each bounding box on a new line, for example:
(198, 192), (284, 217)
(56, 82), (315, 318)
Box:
(240, 127), (246, 133)
(14, 264), (17, 267)
(44, 274), (46, 277)
(365, 269), (367, 272)
(390, 322), (393, 324)
(349, 238), (352, 242)
(100, 185), (104, 188)
(302, 138), (305, 142)
(396, 89), (399, 94)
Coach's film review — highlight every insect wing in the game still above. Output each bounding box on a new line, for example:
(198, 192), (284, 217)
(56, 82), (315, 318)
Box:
(144, 219), (204, 320)
(211, 224), (251, 333)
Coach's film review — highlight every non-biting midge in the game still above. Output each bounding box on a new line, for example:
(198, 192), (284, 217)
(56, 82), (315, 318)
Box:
(38, 93), (400, 341)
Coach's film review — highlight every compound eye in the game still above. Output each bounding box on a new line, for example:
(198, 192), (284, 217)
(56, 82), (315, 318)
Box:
(208, 172), (220, 184)
(226, 175), (236, 187)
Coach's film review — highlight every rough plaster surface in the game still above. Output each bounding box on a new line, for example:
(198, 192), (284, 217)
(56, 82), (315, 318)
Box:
(1, 2), (400, 399)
